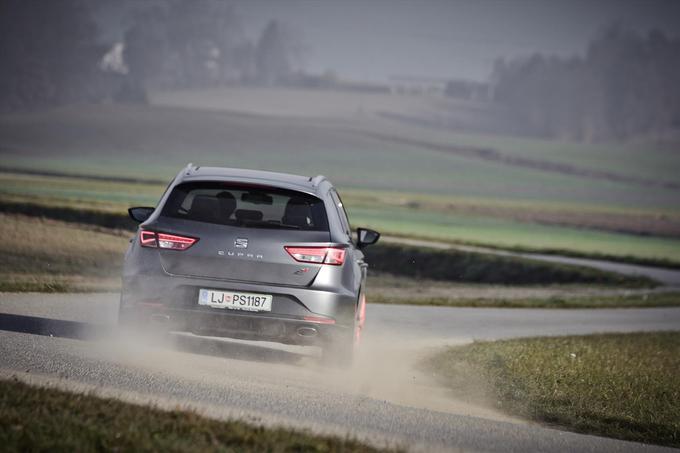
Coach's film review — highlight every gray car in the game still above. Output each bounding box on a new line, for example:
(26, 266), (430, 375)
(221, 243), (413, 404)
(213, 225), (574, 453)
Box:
(120, 164), (380, 364)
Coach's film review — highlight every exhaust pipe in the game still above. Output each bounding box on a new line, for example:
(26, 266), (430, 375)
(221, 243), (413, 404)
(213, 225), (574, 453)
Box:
(297, 326), (318, 337)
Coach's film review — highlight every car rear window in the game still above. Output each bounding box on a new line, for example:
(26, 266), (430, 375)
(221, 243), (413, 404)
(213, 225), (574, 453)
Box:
(160, 182), (329, 231)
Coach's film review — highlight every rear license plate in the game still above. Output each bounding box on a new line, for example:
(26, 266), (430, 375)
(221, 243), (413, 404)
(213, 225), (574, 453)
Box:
(198, 289), (272, 312)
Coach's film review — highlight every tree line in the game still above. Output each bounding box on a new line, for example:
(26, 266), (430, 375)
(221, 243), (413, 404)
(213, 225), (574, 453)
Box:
(492, 25), (680, 142)
(0, 0), (106, 111)
(0, 0), (301, 111)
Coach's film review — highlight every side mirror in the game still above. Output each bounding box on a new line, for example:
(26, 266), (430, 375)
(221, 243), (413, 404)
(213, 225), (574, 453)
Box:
(128, 207), (155, 223)
(357, 227), (380, 249)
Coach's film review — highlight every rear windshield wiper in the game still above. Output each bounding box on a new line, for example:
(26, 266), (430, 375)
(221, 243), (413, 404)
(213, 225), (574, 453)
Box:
(238, 220), (301, 230)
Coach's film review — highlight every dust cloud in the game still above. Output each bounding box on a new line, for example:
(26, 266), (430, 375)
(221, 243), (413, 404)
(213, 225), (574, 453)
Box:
(0, 290), (515, 423)
(93, 318), (516, 425)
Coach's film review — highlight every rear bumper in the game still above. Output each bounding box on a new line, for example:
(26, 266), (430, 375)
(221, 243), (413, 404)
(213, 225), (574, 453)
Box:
(119, 305), (347, 345)
(119, 273), (356, 345)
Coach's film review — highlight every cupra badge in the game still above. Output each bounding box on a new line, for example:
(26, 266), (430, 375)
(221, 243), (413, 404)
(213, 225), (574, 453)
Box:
(234, 238), (248, 248)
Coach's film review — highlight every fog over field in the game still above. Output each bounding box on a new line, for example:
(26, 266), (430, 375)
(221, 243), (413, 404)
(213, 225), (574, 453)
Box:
(2, 2), (680, 451)
(1, 0), (680, 264)
(94, 0), (680, 82)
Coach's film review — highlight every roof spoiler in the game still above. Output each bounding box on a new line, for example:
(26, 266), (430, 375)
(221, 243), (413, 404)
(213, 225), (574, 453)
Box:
(310, 174), (327, 187)
(174, 163), (199, 182)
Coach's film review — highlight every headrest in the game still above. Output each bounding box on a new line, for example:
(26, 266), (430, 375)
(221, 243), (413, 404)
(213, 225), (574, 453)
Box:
(235, 209), (263, 222)
(216, 191), (237, 220)
(282, 197), (312, 228)
(189, 195), (219, 223)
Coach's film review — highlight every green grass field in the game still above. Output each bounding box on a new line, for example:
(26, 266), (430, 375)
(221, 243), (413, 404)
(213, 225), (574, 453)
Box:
(364, 243), (653, 286)
(351, 205), (680, 264)
(426, 332), (680, 447)
(0, 378), (393, 452)
(2, 101), (679, 209)
(377, 122), (680, 186)
(152, 88), (680, 187)
(0, 213), (661, 297)
(1, 89), (679, 264)
(2, 169), (680, 265)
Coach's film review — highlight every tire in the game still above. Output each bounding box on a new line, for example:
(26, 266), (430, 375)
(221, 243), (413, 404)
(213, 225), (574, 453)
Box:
(323, 293), (367, 367)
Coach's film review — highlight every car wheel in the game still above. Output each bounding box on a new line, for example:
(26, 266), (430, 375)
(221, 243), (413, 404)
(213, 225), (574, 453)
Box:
(322, 297), (363, 367)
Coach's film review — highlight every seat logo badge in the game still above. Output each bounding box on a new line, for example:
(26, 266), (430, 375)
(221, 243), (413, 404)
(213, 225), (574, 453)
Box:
(235, 238), (248, 248)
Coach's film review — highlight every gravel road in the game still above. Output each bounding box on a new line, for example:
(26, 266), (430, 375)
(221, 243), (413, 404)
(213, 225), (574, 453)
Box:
(1, 293), (679, 452)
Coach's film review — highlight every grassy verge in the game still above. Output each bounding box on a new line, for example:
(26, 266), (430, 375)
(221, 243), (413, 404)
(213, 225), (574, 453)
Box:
(0, 209), (654, 293)
(5, 192), (680, 270)
(352, 207), (680, 269)
(0, 378), (393, 452)
(0, 274), (121, 293)
(364, 243), (654, 287)
(370, 291), (680, 308)
(426, 332), (680, 447)
(0, 198), (137, 230)
(0, 214), (128, 293)
(380, 232), (680, 271)
(339, 179), (680, 225)
(3, 167), (680, 268)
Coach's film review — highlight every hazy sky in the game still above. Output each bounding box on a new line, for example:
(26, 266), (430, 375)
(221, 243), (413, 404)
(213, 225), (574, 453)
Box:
(234, 0), (680, 82)
(96, 0), (680, 83)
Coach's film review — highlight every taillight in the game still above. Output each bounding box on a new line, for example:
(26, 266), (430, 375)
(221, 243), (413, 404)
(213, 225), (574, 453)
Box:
(139, 230), (197, 250)
(140, 230), (157, 247)
(284, 246), (346, 265)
